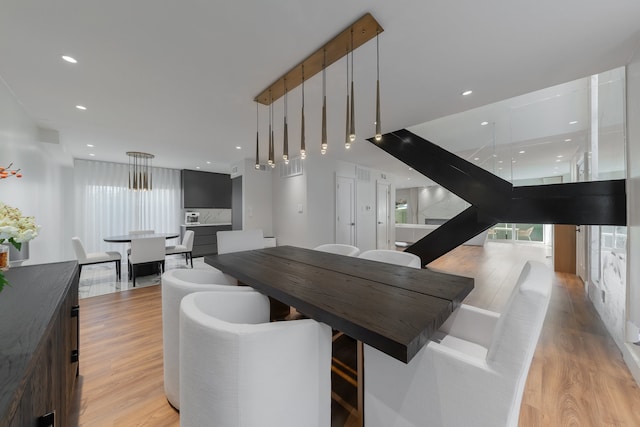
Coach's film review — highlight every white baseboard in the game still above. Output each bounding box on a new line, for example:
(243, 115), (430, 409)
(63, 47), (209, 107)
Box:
(623, 343), (640, 386)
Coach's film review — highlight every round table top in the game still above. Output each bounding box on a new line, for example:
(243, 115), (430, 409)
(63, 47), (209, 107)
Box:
(103, 232), (180, 243)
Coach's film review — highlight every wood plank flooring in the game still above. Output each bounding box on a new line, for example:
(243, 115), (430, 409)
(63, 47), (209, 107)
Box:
(71, 242), (640, 426)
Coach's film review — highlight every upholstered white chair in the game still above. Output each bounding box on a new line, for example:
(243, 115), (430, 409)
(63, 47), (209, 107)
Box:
(126, 229), (156, 255)
(128, 236), (165, 286)
(358, 249), (422, 269)
(179, 290), (332, 427)
(71, 237), (122, 280)
(216, 229), (265, 254)
(364, 260), (552, 427)
(165, 230), (195, 267)
(313, 243), (360, 257)
(161, 268), (246, 409)
(463, 230), (489, 246)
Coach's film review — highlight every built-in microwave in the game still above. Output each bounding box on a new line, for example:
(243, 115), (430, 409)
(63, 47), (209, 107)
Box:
(185, 212), (200, 225)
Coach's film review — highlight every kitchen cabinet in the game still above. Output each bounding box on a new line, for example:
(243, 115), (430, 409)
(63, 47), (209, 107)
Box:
(182, 169), (231, 208)
(0, 261), (79, 427)
(182, 224), (232, 257)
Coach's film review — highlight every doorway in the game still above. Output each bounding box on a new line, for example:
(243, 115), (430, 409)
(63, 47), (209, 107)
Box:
(336, 176), (356, 245)
(376, 182), (390, 249)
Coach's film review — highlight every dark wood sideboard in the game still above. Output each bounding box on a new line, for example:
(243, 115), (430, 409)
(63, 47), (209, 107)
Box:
(0, 261), (79, 427)
(181, 224), (232, 257)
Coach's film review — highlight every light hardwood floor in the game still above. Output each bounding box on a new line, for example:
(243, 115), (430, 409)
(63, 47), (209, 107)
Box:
(71, 242), (640, 426)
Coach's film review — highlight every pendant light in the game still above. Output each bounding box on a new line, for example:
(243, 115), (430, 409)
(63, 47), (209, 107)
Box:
(375, 30), (382, 141)
(300, 65), (306, 160)
(255, 102), (260, 169)
(127, 151), (154, 191)
(268, 90), (274, 168)
(349, 29), (356, 143)
(321, 49), (327, 155)
(283, 79), (289, 164)
(345, 51), (351, 149)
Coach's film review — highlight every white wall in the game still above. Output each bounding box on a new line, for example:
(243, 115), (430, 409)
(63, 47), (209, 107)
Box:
(0, 77), (75, 264)
(234, 159), (274, 237)
(625, 45), (640, 368)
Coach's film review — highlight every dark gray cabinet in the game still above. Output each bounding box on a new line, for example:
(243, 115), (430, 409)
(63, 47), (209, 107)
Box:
(182, 224), (232, 257)
(182, 169), (231, 208)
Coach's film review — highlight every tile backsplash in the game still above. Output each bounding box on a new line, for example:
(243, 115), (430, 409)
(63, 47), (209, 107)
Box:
(184, 208), (231, 224)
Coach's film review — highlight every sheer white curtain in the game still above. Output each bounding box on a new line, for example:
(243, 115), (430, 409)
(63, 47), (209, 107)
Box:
(74, 159), (181, 253)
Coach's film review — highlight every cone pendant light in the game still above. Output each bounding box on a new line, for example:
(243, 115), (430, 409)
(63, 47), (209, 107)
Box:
(349, 29), (356, 143)
(283, 80), (289, 165)
(321, 49), (327, 155)
(300, 65), (306, 159)
(345, 53), (351, 149)
(375, 30), (382, 141)
(255, 102), (260, 169)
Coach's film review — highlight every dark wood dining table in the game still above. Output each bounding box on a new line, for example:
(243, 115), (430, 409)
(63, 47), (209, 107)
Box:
(205, 245), (473, 363)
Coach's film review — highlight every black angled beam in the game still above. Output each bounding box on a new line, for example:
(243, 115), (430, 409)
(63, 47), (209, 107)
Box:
(368, 130), (626, 265)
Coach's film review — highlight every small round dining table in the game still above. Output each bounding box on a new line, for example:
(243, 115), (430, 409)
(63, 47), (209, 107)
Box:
(103, 232), (180, 243)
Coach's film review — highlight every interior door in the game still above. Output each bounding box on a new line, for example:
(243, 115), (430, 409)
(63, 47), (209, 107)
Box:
(376, 182), (390, 249)
(576, 156), (587, 282)
(336, 176), (356, 245)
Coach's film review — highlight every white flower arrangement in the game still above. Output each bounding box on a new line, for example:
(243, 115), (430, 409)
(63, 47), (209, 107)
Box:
(0, 202), (39, 292)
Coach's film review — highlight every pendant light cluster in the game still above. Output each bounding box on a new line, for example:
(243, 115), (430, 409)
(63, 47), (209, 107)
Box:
(253, 13), (383, 169)
(126, 151), (154, 191)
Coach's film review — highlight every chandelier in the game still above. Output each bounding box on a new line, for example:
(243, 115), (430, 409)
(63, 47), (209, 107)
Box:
(126, 152), (154, 190)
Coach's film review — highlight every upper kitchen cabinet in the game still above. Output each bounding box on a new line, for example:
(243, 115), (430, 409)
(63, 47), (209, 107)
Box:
(181, 169), (232, 208)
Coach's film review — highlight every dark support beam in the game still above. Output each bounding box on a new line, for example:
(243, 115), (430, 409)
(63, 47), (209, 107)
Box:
(368, 130), (627, 265)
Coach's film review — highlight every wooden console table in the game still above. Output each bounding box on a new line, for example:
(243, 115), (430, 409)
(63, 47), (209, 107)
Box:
(0, 261), (79, 427)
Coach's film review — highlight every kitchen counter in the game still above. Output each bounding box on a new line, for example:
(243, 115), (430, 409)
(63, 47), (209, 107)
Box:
(182, 223), (232, 227)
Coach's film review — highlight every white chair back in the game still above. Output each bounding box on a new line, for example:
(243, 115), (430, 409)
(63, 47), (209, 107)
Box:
(161, 268), (249, 409)
(129, 236), (165, 264)
(359, 249), (422, 269)
(179, 291), (332, 427)
(313, 244), (360, 257)
(182, 230), (195, 251)
(71, 237), (88, 263)
(216, 229), (264, 254)
(364, 261), (552, 427)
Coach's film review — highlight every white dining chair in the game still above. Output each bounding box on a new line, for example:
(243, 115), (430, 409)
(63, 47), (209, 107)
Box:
(364, 261), (552, 427)
(126, 229), (156, 255)
(216, 229), (264, 254)
(358, 249), (422, 269)
(71, 237), (122, 280)
(216, 229), (291, 320)
(165, 230), (195, 267)
(128, 236), (165, 286)
(161, 268), (247, 409)
(179, 290), (332, 427)
(313, 243), (360, 257)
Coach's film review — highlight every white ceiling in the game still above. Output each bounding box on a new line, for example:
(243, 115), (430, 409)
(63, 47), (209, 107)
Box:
(1, 1), (639, 183)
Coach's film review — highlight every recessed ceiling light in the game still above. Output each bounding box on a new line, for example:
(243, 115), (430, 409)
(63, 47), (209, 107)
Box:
(474, 157), (480, 161)
(564, 138), (572, 142)
(408, 167), (412, 171)
(557, 155), (563, 158)
(481, 121), (489, 126)
(498, 160), (503, 164)
(519, 150), (525, 154)
(235, 146), (242, 150)
(512, 160), (517, 163)
(556, 159), (561, 162)
(498, 167), (503, 170)
(461, 90), (473, 96)
(76, 105), (87, 110)
(407, 178), (411, 180)
(87, 144), (94, 147)
(206, 161), (211, 164)
(62, 55), (77, 64)
(569, 120), (578, 125)
(89, 153), (95, 157)
(196, 166), (201, 170)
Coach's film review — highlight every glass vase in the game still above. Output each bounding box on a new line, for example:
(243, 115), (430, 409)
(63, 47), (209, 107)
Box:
(0, 244), (9, 270)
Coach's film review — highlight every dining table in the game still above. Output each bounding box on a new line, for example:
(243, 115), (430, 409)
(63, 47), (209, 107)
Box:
(205, 245), (473, 363)
(205, 245), (473, 425)
(103, 232), (180, 243)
